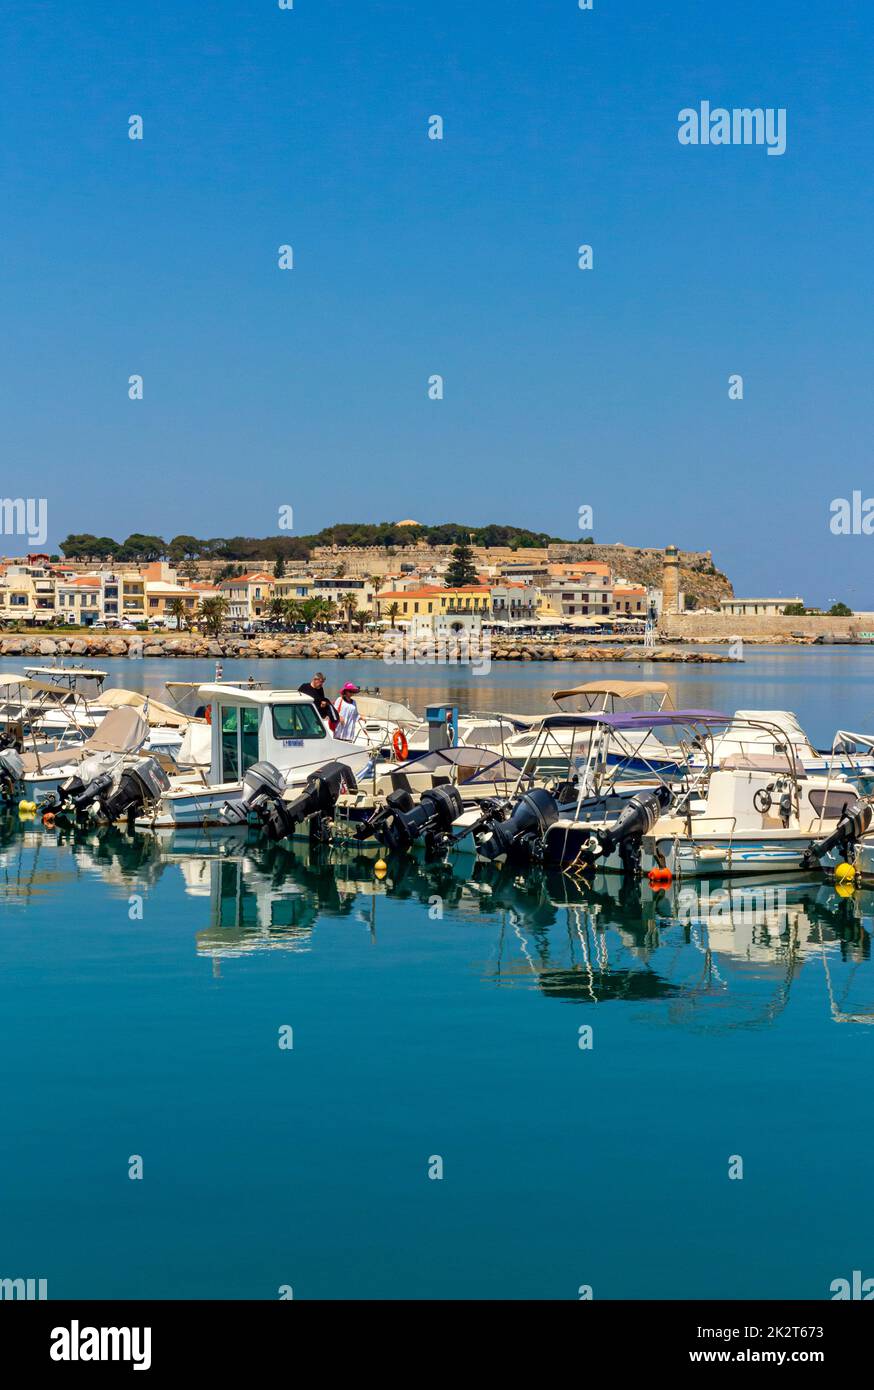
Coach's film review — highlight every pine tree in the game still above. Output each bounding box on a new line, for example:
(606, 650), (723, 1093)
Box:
(274, 553), (286, 578)
(444, 542), (478, 588)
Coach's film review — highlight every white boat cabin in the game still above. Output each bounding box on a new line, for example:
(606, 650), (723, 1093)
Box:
(197, 684), (371, 787)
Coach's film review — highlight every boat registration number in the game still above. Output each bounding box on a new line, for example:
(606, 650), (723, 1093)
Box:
(282, 739), (304, 747)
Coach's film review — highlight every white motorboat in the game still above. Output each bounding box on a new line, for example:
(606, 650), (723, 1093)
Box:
(137, 684), (374, 828)
(1, 704), (152, 802)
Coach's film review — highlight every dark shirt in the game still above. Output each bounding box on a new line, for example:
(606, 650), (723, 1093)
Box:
(298, 682), (336, 722)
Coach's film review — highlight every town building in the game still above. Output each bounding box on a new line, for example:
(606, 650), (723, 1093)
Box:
(539, 574), (615, 622)
(719, 597), (804, 616)
(219, 572), (276, 623)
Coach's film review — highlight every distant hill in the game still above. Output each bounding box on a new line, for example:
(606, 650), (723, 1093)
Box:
(59, 522), (595, 563)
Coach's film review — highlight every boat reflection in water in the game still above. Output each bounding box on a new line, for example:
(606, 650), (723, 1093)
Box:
(2, 815), (873, 1026)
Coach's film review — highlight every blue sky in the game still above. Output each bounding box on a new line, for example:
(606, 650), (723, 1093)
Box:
(1, 1), (872, 604)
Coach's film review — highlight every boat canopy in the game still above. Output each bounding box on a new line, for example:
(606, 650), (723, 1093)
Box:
(551, 680), (672, 702)
(195, 684), (314, 708)
(356, 695), (420, 725)
(538, 709), (728, 731)
(18, 705), (148, 774)
(102, 687), (201, 729)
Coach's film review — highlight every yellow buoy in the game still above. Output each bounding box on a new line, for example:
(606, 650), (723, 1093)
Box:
(835, 879), (856, 899)
(18, 799), (36, 814)
(374, 859), (387, 878)
(835, 861), (856, 884)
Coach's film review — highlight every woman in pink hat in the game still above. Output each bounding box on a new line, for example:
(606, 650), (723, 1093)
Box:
(334, 682), (363, 741)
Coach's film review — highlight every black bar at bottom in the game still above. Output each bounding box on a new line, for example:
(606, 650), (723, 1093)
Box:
(0, 1298), (867, 1373)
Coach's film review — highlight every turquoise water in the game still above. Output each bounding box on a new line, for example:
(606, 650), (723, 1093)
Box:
(2, 650), (874, 1299)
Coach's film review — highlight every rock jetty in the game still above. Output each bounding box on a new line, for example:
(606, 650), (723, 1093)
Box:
(0, 634), (733, 663)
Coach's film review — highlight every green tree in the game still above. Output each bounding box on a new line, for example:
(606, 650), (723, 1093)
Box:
(199, 595), (229, 636)
(274, 553), (286, 578)
(167, 535), (202, 563)
(828, 601), (853, 616)
(118, 533), (166, 562)
(342, 594), (359, 632)
(444, 542), (478, 588)
(782, 603), (807, 616)
(167, 597), (189, 631)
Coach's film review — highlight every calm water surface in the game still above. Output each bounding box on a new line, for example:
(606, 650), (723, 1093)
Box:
(1, 649), (873, 1298)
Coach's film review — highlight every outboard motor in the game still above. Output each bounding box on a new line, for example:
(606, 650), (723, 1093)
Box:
(588, 785), (672, 878)
(0, 727), (23, 754)
(97, 759), (171, 825)
(372, 785), (464, 859)
(231, 759), (357, 844)
(0, 747), (24, 800)
(800, 797), (872, 869)
(53, 769), (115, 820)
(222, 761), (288, 825)
(476, 787), (560, 864)
(358, 788), (415, 841)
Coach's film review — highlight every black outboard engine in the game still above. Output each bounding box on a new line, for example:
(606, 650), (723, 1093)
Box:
(53, 769), (116, 820)
(590, 785), (673, 878)
(0, 727), (23, 754)
(98, 759), (171, 825)
(800, 797), (872, 869)
(358, 788), (415, 841)
(230, 759), (357, 844)
(372, 785), (463, 859)
(476, 787), (560, 864)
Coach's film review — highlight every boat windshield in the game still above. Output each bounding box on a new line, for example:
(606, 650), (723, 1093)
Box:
(271, 704), (327, 740)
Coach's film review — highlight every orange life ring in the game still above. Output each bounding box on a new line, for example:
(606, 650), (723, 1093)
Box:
(41, 811), (56, 828)
(392, 728), (409, 761)
(205, 704), (212, 725)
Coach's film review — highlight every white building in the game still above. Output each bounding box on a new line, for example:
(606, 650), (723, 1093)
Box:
(719, 597), (804, 616)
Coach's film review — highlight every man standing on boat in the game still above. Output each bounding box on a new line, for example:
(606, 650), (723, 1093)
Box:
(298, 672), (338, 729)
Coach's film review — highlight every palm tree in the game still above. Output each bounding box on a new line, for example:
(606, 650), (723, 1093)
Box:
(316, 599), (337, 631)
(268, 597), (287, 626)
(342, 594), (358, 632)
(386, 601), (400, 630)
(167, 597), (189, 631)
(358, 607), (373, 632)
(199, 595), (229, 636)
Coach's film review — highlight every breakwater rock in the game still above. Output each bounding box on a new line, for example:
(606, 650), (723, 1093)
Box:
(0, 634), (734, 663)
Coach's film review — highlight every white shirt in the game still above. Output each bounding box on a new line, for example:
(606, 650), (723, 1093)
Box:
(335, 699), (360, 741)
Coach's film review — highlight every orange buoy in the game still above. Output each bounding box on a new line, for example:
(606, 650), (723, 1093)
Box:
(648, 866), (672, 888)
(41, 811), (56, 828)
(392, 728), (409, 761)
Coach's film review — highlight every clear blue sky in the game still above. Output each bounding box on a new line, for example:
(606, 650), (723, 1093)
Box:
(2, 1), (872, 604)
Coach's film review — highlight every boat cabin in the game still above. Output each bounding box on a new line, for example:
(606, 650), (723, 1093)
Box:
(196, 684), (370, 785)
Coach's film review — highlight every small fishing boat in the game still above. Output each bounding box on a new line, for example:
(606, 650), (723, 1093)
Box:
(134, 684), (372, 829)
